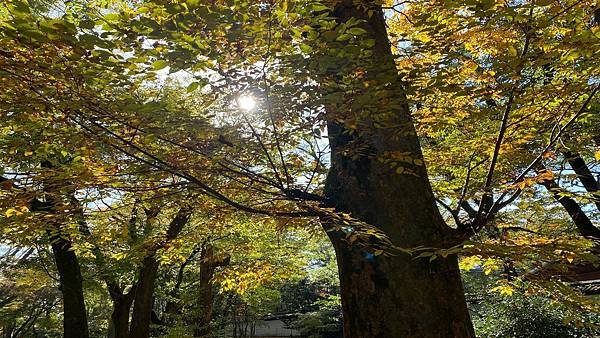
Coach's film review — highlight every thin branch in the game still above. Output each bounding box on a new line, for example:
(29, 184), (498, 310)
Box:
(70, 115), (316, 218)
(262, 0), (292, 187)
(242, 114), (284, 189)
(455, 154), (485, 216)
(492, 84), (600, 215)
(435, 197), (464, 228)
(548, 0), (585, 22)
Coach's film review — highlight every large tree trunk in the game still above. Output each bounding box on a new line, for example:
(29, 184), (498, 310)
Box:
(49, 234), (90, 338)
(322, 2), (474, 337)
(109, 297), (133, 338)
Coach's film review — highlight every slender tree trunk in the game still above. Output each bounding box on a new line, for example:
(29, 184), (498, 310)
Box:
(130, 256), (160, 338)
(163, 246), (202, 323)
(321, 2), (474, 337)
(563, 151), (600, 212)
(39, 161), (89, 338)
(193, 245), (230, 337)
(233, 316), (237, 338)
(50, 234), (90, 338)
(129, 206), (192, 338)
(108, 286), (136, 338)
(539, 177), (600, 239)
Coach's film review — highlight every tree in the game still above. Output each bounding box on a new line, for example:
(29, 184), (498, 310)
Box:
(3, 0), (476, 336)
(83, 1), (476, 334)
(315, 2), (474, 336)
(389, 0), (600, 321)
(2, 0), (599, 336)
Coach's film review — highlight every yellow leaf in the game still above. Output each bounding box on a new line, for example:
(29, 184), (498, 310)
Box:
(490, 285), (515, 296)
(482, 258), (501, 275)
(535, 170), (554, 182)
(5, 208), (23, 217)
(595, 151), (600, 161)
(459, 255), (482, 271)
(111, 252), (127, 260)
(542, 151), (556, 159)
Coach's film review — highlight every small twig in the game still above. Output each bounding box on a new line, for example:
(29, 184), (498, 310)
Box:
(435, 197), (464, 228)
(455, 153), (485, 216)
(493, 84), (600, 213)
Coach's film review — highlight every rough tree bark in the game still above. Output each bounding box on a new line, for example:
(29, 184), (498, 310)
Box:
(107, 283), (136, 338)
(129, 256), (160, 338)
(39, 162), (89, 338)
(322, 2), (474, 337)
(193, 245), (230, 337)
(129, 206), (192, 338)
(48, 235), (89, 338)
(2, 172), (89, 338)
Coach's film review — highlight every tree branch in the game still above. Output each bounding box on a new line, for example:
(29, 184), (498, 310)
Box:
(563, 150), (600, 212)
(538, 173), (600, 239)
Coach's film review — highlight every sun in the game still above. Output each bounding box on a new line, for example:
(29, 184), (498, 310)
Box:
(237, 94), (257, 111)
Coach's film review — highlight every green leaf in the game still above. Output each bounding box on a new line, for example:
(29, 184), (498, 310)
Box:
(336, 33), (352, 41)
(152, 60), (169, 70)
(79, 20), (96, 29)
(311, 3), (329, 11)
(321, 31), (338, 41)
(346, 27), (367, 36)
(299, 44), (313, 53)
(12, 1), (31, 14)
(187, 81), (201, 92)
